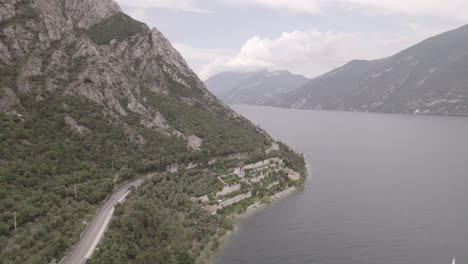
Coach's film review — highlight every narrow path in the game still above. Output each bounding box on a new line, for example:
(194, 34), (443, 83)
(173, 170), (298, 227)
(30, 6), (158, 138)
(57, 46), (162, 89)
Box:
(60, 173), (155, 264)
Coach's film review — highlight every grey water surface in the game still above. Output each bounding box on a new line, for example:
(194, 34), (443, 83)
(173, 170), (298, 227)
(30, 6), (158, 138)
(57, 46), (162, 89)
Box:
(216, 105), (468, 264)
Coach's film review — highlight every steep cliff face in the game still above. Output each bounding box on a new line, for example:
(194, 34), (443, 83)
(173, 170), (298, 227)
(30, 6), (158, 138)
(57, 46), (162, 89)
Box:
(1, 0), (237, 136)
(0, 1), (269, 262)
(277, 24), (468, 115)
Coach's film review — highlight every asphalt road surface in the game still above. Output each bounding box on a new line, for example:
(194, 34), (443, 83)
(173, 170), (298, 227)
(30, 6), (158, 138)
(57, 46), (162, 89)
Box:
(60, 173), (155, 264)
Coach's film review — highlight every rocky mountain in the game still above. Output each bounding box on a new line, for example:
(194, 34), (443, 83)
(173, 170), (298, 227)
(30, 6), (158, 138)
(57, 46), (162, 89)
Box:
(1, 0), (240, 124)
(204, 71), (257, 96)
(0, 0), (270, 262)
(206, 70), (309, 105)
(277, 24), (468, 115)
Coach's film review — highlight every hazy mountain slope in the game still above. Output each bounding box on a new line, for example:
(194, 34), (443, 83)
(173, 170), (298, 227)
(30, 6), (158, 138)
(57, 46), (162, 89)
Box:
(206, 70), (309, 105)
(204, 71), (258, 96)
(0, 0), (269, 262)
(277, 24), (468, 115)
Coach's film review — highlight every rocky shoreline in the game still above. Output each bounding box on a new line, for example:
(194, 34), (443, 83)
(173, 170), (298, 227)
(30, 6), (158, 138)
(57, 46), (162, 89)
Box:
(202, 185), (304, 264)
(232, 186), (298, 221)
(200, 160), (311, 264)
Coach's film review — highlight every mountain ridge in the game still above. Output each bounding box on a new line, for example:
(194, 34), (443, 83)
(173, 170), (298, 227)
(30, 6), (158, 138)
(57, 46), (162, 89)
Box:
(206, 70), (309, 106)
(275, 24), (468, 115)
(0, 0), (271, 262)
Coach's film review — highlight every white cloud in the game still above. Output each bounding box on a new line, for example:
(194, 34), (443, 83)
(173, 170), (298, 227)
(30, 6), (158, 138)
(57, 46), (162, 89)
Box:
(221, 0), (468, 20)
(198, 25), (445, 80)
(127, 8), (148, 22)
(199, 30), (363, 79)
(341, 0), (468, 20)
(224, 0), (321, 13)
(114, 0), (210, 13)
(112, 0), (466, 80)
(115, 0), (468, 19)
(172, 43), (228, 73)
(173, 43), (225, 61)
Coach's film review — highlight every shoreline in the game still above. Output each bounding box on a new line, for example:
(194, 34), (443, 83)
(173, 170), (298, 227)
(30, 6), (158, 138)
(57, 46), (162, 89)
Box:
(230, 104), (468, 118)
(202, 185), (303, 264)
(234, 186), (299, 223)
(196, 156), (311, 264)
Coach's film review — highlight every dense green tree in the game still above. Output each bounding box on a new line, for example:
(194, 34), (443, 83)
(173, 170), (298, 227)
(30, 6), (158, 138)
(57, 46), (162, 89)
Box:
(0, 91), (268, 263)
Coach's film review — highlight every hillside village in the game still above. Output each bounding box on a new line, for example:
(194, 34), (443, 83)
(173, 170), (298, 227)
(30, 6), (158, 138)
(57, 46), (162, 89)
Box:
(190, 149), (303, 215)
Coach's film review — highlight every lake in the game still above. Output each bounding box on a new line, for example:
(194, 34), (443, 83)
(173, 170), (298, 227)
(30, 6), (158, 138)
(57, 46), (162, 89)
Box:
(216, 106), (468, 264)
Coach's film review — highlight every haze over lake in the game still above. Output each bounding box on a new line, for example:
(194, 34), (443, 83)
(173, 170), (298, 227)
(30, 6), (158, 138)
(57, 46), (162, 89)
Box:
(216, 105), (468, 264)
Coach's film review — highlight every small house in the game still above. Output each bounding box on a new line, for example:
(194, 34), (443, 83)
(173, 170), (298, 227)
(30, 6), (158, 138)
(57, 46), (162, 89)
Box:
(285, 169), (301, 181)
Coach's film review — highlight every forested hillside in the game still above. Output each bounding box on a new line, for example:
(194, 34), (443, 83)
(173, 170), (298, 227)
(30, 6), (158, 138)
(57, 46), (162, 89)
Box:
(0, 0), (271, 262)
(89, 143), (306, 264)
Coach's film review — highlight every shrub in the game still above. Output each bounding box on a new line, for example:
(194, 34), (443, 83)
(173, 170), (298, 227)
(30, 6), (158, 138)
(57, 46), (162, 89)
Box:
(86, 13), (149, 45)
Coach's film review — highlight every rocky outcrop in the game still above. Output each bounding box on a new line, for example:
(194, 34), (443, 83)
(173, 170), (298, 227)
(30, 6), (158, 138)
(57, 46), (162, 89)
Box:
(0, 0), (242, 147)
(187, 135), (203, 150)
(0, 2), (272, 263)
(0, 88), (20, 113)
(0, 1), (17, 22)
(64, 115), (90, 134)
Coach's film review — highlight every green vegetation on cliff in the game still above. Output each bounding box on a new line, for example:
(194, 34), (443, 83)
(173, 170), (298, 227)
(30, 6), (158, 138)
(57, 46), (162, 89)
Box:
(0, 1), (297, 263)
(86, 13), (149, 45)
(89, 144), (307, 264)
(88, 172), (224, 264)
(0, 90), (267, 263)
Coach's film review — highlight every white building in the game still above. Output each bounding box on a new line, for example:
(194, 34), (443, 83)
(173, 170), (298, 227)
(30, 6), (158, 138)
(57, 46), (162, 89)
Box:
(234, 166), (245, 177)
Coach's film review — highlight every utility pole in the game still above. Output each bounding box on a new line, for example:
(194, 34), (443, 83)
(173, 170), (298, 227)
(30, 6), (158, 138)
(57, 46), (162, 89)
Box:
(14, 210), (17, 231)
(113, 174), (119, 191)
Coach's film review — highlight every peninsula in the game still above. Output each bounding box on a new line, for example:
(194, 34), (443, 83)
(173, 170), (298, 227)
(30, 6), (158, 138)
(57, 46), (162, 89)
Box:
(88, 142), (307, 263)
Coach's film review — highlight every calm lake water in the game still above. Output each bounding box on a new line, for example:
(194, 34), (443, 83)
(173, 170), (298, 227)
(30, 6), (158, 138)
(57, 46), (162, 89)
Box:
(216, 106), (468, 264)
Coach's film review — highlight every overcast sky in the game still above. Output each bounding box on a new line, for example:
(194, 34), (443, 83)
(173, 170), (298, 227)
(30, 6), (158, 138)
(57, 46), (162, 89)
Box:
(114, 0), (466, 80)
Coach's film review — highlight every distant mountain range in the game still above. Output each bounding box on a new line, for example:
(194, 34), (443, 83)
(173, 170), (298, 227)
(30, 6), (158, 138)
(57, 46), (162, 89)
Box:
(205, 70), (309, 105)
(275, 24), (468, 115)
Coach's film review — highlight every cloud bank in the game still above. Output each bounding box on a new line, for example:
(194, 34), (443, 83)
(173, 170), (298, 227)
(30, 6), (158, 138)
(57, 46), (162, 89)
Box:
(114, 0), (465, 80)
(116, 0), (468, 20)
(227, 0), (468, 20)
(195, 26), (442, 80)
(115, 0), (210, 13)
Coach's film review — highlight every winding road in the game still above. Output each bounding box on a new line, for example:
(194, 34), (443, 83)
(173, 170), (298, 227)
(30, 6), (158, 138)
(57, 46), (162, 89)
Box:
(60, 173), (156, 264)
